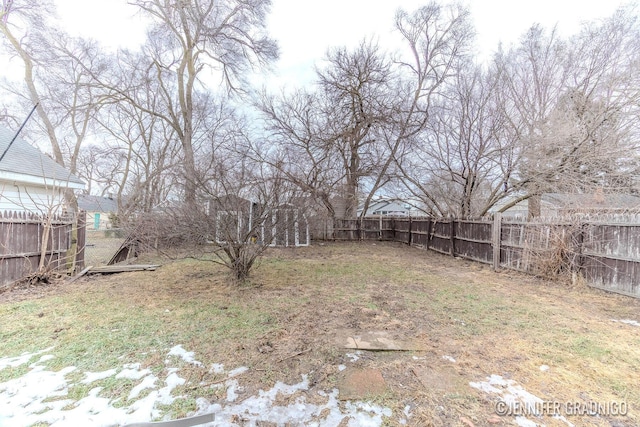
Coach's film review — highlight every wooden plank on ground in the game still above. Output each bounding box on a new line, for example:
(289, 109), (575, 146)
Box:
(338, 331), (427, 351)
(88, 265), (160, 274)
(67, 266), (93, 283)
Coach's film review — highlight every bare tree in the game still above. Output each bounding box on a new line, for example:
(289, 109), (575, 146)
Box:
(369, 2), (474, 218)
(1, 2), (109, 210)
(260, 3), (474, 224)
(315, 41), (395, 218)
(397, 63), (513, 217)
(88, 58), (184, 217)
(99, 0), (279, 207)
(258, 40), (394, 219)
(495, 7), (640, 217)
(257, 88), (345, 223)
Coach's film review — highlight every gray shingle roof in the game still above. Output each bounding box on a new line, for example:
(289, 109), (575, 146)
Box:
(77, 194), (118, 212)
(0, 126), (84, 186)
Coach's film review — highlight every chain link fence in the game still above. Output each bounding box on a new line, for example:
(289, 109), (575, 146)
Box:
(83, 229), (126, 267)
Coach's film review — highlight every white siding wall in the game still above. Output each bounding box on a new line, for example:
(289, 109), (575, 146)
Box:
(0, 182), (65, 214)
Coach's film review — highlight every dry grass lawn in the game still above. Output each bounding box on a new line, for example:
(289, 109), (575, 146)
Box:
(1, 241), (639, 426)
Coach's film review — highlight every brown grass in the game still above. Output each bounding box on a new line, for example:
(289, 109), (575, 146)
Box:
(1, 241), (639, 426)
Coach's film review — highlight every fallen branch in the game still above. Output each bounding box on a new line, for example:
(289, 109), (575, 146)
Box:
(277, 348), (311, 363)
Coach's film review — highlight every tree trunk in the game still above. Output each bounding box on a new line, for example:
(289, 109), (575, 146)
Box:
(528, 193), (541, 219)
(343, 180), (358, 219)
(182, 137), (197, 208)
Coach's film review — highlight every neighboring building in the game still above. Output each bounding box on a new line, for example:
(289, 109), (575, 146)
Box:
(492, 191), (640, 218)
(357, 198), (422, 217)
(206, 195), (260, 243)
(0, 126), (84, 213)
(207, 196), (309, 247)
(78, 194), (119, 230)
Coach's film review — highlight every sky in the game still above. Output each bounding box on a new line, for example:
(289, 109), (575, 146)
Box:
(51, 0), (631, 89)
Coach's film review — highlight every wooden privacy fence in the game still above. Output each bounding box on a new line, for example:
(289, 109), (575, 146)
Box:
(0, 210), (86, 288)
(334, 215), (640, 299)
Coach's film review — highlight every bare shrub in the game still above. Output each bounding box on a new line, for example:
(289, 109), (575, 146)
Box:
(124, 196), (302, 283)
(522, 221), (583, 282)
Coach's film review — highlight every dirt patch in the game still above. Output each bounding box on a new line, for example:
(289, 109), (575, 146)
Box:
(412, 363), (467, 396)
(0, 275), (67, 304)
(337, 368), (388, 400)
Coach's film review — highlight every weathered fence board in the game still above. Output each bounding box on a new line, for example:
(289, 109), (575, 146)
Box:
(334, 215), (640, 299)
(428, 220), (452, 255)
(410, 219), (430, 247)
(0, 210), (85, 288)
(454, 221), (493, 264)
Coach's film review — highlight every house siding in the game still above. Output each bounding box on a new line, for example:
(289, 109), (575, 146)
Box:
(0, 183), (65, 214)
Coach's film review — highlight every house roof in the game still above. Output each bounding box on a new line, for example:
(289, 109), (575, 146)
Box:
(78, 194), (118, 212)
(357, 198), (415, 216)
(0, 126), (84, 188)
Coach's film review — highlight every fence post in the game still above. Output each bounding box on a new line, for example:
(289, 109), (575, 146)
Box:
(391, 217), (396, 242)
(408, 216), (412, 245)
(75, 210), (86, 271)
(571, 222), (586, 285)
(492, 213), (502, 271)
(450, 219), (456, 257)
(426, 218), (432, 250)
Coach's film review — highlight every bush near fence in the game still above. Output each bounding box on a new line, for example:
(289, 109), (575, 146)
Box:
(333, 215), (640, 299)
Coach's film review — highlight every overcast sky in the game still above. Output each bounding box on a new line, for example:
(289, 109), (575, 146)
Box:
(44, 0), (637, 89)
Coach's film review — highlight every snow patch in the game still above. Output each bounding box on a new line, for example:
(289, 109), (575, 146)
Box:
(399, 404), (412, 425)
(197, 375), (393, 426)
(157, 370), (186, 406)
(0, 347), (54, 371)
(35, 354), (55, 364)
(442, 355), (456, 363)
(0, 349), (186, 427)
(515, 416), (540, 427)
(128, 375), (157, 400)
(209, 363), (224, 374)
(227, 366), (248, 377)
(167, 345), (203, 366)
(0, 346), (395, 427)
(346, 351), (362, 362)
(225, 379), (240, 402)
(470, 374), (574, 427)
(82, 369), (118, 384)
(116, 363), (151, 380)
